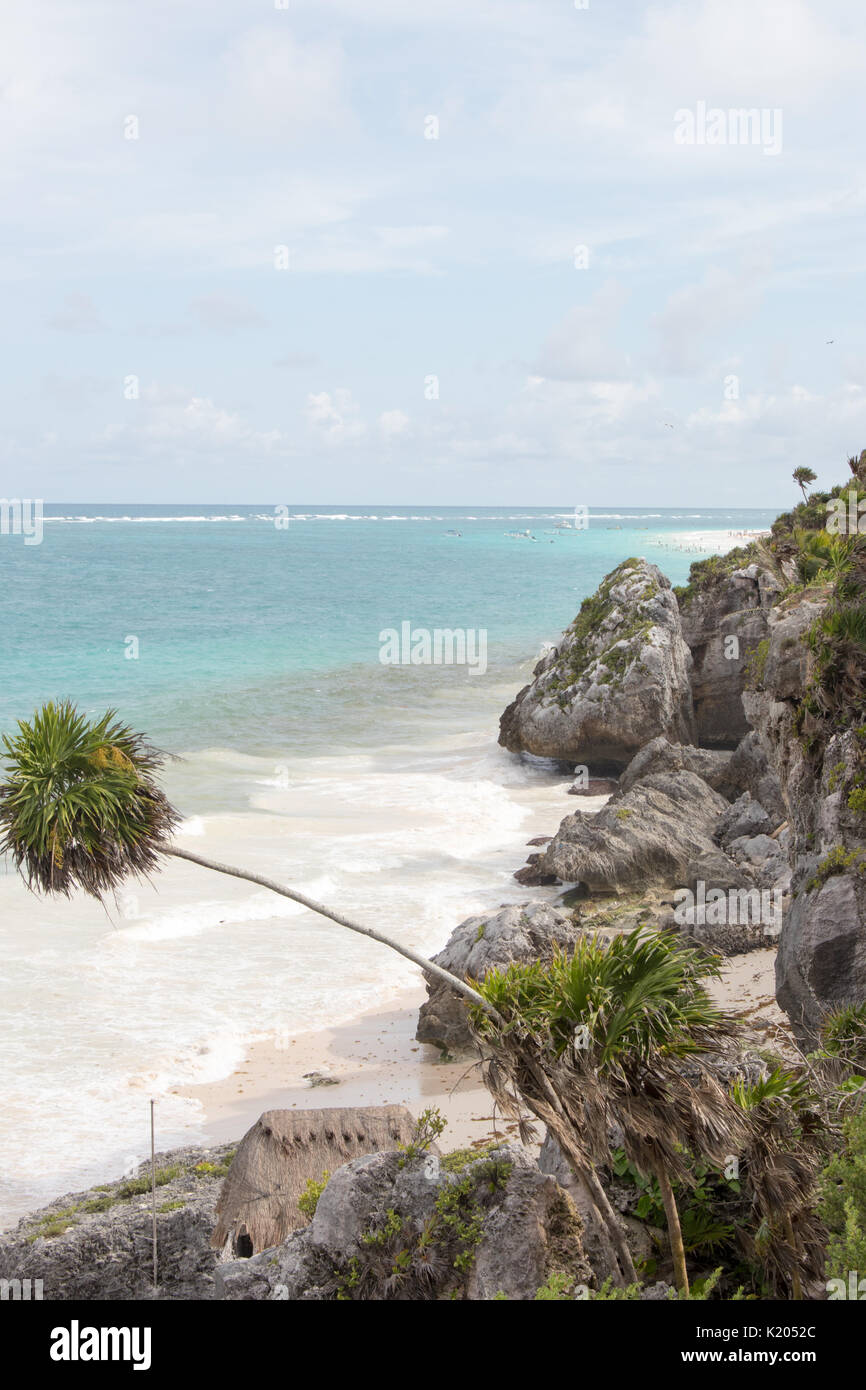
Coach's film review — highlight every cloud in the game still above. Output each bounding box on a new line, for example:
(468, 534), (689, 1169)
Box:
(275, 352), (318, 369)
(379, 410), (410, 438)
(98, 384), (286, 457)
(46, 293), (105, 333)
(306, 389), (366, 444)
(651, 260), (770, 374)
(535, 283), (631, 382)
(187, 294), (266, 334)
(219, 28), (351, 140)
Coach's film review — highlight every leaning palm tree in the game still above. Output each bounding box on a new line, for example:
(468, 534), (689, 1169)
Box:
(793, 466), (817, 504)
(469, 928), (747, 1295)
(0, 701), (497, 1016)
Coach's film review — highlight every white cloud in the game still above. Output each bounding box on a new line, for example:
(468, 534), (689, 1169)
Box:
(535, 284), (631, 382)
(306, 389), (366, 444)
(379, 410), (410, 438)
(219, 28), (351, 140)
(46, 293), (105, 333)
(99, 385), (285, 456)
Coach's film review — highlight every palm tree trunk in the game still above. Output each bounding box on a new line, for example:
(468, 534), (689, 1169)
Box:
(783, 1214), (802, 1300)
(158, 842), (499, 1018)
(653, 1161), (689, 1296)
(514, 1055), (637, 1286)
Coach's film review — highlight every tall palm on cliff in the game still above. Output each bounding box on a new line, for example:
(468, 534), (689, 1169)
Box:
(469, 928), (747, 1295)
(0, 701), (496, 1016)
(793, 466), (817, 504)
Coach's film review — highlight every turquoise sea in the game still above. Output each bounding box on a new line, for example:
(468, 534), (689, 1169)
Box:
(0, 504), (779, 1222)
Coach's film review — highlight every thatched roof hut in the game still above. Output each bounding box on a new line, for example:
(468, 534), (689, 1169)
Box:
(212, 1105), (419, 1256)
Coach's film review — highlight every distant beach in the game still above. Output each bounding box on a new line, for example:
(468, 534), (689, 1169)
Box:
(650, 528), (771, 556)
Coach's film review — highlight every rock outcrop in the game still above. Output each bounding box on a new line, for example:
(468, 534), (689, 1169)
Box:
(678, 562), (780, 747)
(0, 1142), (236, 1301)
(740, 590), (866, 1039)
(538, 748), (733, 894)
(618, 735), (733, 796)
(416, 902), (582, 1053)
(499, 559), (696, 769)
(716, 731), (786, 822)
(216, 1145), (593, 1301)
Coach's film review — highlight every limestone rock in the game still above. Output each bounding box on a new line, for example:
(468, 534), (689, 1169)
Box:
(618, 736), (733, 796)
(416, 902), (583, 1053)
(216, 1146), (594, 1301)
(0, 1142), (236, 1301)
(718, 731), (786, 822)
(499, 560), (695, 769)
(678, 563), (781, 747)
(539, 766), (729, 894)
(714, 793), (774, 846)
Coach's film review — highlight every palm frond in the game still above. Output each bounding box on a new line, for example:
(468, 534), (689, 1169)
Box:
(0, 701), (180, 898)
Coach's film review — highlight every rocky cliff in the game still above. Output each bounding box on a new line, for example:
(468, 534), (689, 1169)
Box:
(499, 559), (696, 768)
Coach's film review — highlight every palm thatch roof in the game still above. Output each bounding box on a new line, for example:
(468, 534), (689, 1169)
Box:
(212, 1105), (420, 1255)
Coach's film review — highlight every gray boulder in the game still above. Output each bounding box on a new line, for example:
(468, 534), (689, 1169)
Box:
(499, 560), (695, 768)
(539, 766), (730, 893)
(416, 902), (582, 1053)
(714, 793), (774, 846)
(619, 736), (733, 796)
(718, 731), (786, 822)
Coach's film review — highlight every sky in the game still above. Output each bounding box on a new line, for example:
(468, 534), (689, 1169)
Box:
(2, 0), (865, 505)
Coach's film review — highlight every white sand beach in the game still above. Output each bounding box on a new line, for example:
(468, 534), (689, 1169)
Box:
(651, 528), (770, 557)
(175, 987), (507, 1154)
(176, 949), (790, 1157)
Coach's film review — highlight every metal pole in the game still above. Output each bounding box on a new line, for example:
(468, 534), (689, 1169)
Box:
(150, 1100), (157, 1290)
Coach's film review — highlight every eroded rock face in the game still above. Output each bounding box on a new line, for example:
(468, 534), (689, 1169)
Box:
(719, 731), (786, 823)
(618, 736), (733, 797)
(740, 592), (866, 1039)
(714, 793), (775, 845)
(416, 902), (582, 1053)
(0, 1143), (236, 1301)
(678, 564), (781, 747)
(216, 1146), (593, 1302)
(539, 763), (731, 894)
(499, 560), (695, 769)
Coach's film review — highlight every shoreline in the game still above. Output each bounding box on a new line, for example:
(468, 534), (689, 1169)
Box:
(173, 987), (514, 1154)
(650, 527), (770, 556)
(173, 950), (789, 1162)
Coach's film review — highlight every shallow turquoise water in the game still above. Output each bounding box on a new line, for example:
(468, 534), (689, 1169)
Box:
(0, 504), (778, 758)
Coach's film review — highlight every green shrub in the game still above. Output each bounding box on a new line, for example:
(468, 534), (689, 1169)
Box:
(806, 847), (866, 893)
(819, 1111), (866, 1281)
(298, 1171), (331, 1221)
